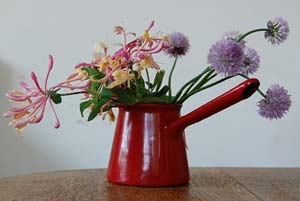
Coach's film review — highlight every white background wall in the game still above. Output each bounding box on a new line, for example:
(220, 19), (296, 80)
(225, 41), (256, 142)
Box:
(0, 0), (299, 177)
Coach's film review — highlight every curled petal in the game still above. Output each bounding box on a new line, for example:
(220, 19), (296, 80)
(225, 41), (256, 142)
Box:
(113, 26), (126, 35)
(6, 96), (45, 114)
(74, 62), (92, 69)
(6, 90), (42, 102)
(111, 39), (138, 59)
(33, 100), (47, 123)
(141, 42), (164, 54)
(11, 97), (47, 130)
(114, 26), (127, 51)
(3, 110), (15, 118)
(147, 20), (155, 32)
(6, 90), (29, 102)
(49, 99), (60, 128)
(58, 80), (91, 90)
(67, 72), (79, 80)
(20, 82), (32, 91)
(44, 55), (54, 89)
(31, 72), (44, 93)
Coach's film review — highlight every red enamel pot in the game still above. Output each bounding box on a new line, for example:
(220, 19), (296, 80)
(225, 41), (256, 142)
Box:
(107, 78), (260, 186)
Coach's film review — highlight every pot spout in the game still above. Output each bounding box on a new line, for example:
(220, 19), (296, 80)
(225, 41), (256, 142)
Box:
(167, 78), (260, 134)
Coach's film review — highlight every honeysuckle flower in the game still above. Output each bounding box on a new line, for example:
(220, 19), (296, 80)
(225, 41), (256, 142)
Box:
(103, 108), (116, 122)
(95, 42), (108, 56)
(93, 21), (168, 85)
(207, 39), (244, 76)
(3, 55), (60, 132)
(137, 55), (160, 75)
(258, 84), (291, 119)
(53, 68), (90, 90)
(114, 25), (128, 51)
(164, 32), (190, 57)
(96, 56), (112, 72)
(264, 17), (289, 45)
(241, 47), (260, 75)
(107, 69), (135, 89)
(74, 62), (93, 69)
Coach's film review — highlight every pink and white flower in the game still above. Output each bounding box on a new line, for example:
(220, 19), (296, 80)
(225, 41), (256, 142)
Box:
(4, 55), (61, 132)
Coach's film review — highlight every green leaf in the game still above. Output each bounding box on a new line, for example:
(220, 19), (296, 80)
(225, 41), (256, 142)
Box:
(145, 81), (154, 90)
(140, 95), (169, 103)
(87, 87), (113, 121)
(91, 73), (105, 93)
(87, 99), (107, 121)
(153, 70), (165, 92)
(136, 77), (146, 98)
(79, 99), (93, 117)
(50, 93), (62, 104)
(154, 85), (169, 97)
(81, 67), (105, 93)
(81, 67), (105, 77)
(90, 82), (100, 93)
(93, 73), (105, 80)
(101, 87), (112, 99)
(112, 88), (136, 105)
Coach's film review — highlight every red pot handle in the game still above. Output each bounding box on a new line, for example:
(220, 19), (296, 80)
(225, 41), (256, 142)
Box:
(167, 78), (260, 134)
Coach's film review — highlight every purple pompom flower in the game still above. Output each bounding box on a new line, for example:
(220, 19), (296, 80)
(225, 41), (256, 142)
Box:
(224, 31), (241, 40)
(165, 32), (190, 57)
(224, 31), (246, 46)
(264, 17), (289, 45)
(258, 84), (291, 119)
(241, 47), (260, 75)
(207, 39), (244, 76)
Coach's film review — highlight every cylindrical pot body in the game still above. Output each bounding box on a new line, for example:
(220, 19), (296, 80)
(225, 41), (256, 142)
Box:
(107, 104), (189, 186)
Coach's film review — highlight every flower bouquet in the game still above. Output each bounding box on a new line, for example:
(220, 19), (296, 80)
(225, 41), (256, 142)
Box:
(3, 18), (292, 186)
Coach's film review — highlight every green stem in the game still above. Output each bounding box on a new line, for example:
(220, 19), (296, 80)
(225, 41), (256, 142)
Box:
(58, 91), (86, 96)
(168, 54), (178, 101)
(238, 28), (269, 42)
(172, 66), (211, 103)
(237, 73), (266, 98)
(96, 85), (104, 99)
(182, 69), (215, 98)
(145, 68), (151, 91)
(177, 71), (217, 103)
(178, 75), (234, 104)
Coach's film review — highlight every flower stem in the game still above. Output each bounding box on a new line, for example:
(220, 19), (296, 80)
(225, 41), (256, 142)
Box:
(168, 54), (178, 101)
(172, 66), (211, 103)
(178, 75), (234, 104)
(238, 28), (269, 42)
(145, 68), (151, 90)
(58, 91), (86, 96)
(182, 69), (215, 98)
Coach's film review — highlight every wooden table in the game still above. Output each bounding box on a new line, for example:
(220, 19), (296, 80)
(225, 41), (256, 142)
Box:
(0, 168), (299, 201)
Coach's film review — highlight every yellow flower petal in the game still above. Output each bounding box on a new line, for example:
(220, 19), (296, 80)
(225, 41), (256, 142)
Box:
(107, 70), (135, 88)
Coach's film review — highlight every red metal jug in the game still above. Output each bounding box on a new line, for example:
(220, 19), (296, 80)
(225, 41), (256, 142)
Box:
(107, 78), (260, 186)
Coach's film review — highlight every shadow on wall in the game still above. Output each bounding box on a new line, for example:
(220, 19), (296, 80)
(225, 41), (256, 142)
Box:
(0, 59), (64, 177)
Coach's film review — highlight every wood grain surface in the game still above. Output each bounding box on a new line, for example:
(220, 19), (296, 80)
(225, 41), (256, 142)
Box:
(0, 168), (299, 201)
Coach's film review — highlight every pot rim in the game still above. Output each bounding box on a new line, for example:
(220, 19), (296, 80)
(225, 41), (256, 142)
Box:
(115, 103), (182, 110)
